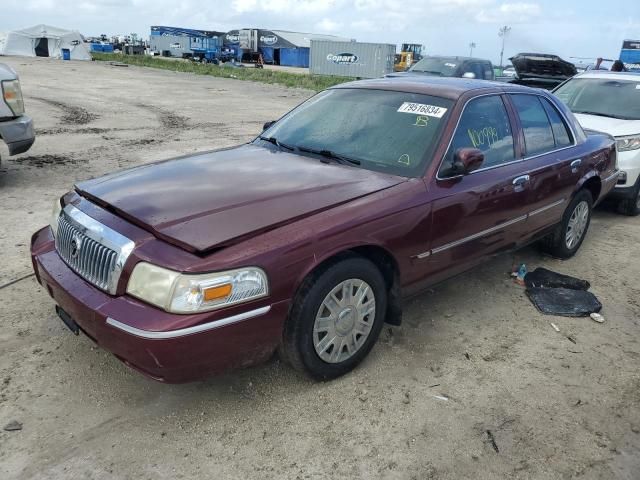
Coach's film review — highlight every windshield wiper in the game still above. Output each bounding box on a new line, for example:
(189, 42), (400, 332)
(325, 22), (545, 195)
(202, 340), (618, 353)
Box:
(259, 136), (295, 151)
(295, 145), (361, 166)
(413, 70), (442, 75)
(572, 111), (630, 120)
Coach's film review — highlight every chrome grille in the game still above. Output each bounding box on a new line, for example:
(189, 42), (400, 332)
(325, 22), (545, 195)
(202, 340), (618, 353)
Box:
(54, 205), (134, 294)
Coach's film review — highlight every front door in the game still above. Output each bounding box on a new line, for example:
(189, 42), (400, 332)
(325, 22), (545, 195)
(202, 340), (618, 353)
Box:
(424, 94), (531, 285)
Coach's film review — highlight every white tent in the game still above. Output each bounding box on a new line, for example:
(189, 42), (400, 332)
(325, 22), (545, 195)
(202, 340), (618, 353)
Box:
(3, 24), (91, 61)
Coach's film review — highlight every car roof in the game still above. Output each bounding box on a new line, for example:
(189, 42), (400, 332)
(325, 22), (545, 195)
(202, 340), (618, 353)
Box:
(333, 76), (538, 100)
(419, 55), (492, 63)
(573, 71), (640, 82)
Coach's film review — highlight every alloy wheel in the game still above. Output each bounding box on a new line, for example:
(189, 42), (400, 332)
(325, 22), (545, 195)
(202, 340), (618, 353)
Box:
(565, 200), (589, 249)
(313, 279), (376, 364)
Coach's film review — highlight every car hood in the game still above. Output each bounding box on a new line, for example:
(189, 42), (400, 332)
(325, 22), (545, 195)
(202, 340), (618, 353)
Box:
(510, 53), (577, 80)
(573, 114), (640, 137)
(75, 144), (406, 252)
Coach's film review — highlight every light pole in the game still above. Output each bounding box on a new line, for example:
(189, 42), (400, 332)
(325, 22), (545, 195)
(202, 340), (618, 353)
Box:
(469, 42), (476, 57)
(498, 25), (511, 68)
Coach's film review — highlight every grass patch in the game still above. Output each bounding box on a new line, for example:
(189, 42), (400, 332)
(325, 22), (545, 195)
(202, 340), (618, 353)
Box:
(92, 53), (354, 91)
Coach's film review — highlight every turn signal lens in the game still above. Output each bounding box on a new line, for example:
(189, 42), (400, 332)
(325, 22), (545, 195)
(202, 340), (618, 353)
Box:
(203, 283), (232, 301)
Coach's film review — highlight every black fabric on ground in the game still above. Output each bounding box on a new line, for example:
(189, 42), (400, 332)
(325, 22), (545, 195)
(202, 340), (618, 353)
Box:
(526, 287), (602, 317)
(524, 267), (590, 290)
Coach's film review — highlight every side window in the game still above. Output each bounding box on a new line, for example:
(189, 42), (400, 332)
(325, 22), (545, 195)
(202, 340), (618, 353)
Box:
(510, 94), (555, 156)
(540, 97), (573, 147)
(468, 62), (483, 79)
(440, 95), (515, 176)
(483, 63), (494, 80)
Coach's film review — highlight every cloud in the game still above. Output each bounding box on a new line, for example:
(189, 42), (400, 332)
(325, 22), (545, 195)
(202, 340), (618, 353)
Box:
(476, 2), (542, 24)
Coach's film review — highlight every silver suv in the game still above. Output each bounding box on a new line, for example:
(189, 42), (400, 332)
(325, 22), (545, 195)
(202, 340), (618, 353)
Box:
(0, 63), (35, 165)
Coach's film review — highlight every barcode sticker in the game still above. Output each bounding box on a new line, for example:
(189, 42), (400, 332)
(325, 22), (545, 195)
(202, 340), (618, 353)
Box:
(397, 102), (447, 118)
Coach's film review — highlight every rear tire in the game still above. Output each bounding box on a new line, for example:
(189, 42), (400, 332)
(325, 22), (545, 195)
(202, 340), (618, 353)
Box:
(540, 190), (593, 259)
(281, 257), (387, 380)
(618, 179), (640, 216)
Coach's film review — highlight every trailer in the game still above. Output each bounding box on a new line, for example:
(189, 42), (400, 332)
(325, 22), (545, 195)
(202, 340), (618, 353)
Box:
(620, 39), (640, 72)
(310, 40), (396, 78)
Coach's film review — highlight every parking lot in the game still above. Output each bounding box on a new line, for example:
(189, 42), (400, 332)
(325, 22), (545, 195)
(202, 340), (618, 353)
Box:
(1, 57), (639, 479)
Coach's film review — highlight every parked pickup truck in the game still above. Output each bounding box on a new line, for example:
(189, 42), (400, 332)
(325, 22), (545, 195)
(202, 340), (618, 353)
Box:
(0, 63), (35, 164)
(31, 77), (618, 383)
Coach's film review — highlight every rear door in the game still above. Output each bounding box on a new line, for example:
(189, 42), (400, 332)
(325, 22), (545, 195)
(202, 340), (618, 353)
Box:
(506, 93), (579, 235)
(424, 94), (532, 284)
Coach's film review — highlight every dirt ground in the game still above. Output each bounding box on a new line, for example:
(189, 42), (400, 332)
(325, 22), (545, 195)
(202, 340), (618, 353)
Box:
(1, 57), (639, 480)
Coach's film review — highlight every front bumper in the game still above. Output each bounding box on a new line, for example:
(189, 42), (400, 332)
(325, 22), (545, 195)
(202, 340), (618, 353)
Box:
(31, 227), (288, 383)
(0, 114), (35, 155)
(612, 149), (640, 189)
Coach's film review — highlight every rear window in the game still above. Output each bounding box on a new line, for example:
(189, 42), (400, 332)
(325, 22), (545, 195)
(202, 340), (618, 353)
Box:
(541, 98), (573, 147)
(511, 94), (556, 156)
(410, 58), (459, 76)
(554, 78), (640, 120)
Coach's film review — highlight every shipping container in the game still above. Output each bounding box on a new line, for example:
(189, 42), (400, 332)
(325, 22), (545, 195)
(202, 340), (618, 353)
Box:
(310, 40), (395, 78)
(280, 48), (310, 68)
(150, 34), (190, 57)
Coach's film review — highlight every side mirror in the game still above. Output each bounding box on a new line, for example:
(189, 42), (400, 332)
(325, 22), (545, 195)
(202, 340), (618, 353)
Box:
(462, 72), (476, 79)
(263, 120), (276, 131)
(452, 148), (484, 174)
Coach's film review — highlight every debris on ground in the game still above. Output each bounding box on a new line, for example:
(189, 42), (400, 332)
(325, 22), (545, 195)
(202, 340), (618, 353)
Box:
(4, 420), (23, 431)
(527, 287), (602, 317)
(590, 312), (605, 323)
(511, 263), (527, 286)
(486, 430), (500, 453)
(550, 322), (560, 332)
(522, 268), (602, 317)
(433, 395), (449, 401)
(524, 267), (590, 290)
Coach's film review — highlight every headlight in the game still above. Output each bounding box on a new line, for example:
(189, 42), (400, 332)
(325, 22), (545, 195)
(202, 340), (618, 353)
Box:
(616, 135), (640, 152)
(50, 198), (63, 237)
(126, 262), (268, 313)
(1, 79), (25, 116)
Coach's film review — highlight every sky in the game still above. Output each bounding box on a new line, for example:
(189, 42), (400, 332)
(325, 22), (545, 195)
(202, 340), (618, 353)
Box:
(2, 0), (639, 65)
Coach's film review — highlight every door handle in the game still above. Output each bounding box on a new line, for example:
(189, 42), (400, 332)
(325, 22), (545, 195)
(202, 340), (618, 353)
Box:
(512, 175), (530, 187)
(571, 159), (582, 173)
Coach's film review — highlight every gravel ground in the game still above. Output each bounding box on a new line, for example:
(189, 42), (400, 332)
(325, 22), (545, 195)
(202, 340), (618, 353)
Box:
(0, 56), (639, 480)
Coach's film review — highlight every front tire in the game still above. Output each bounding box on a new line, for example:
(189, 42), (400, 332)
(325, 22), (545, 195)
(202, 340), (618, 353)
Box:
(281, 257), (387, 380)
(618, 179), (640, 216)
(540, 190), (593, 259)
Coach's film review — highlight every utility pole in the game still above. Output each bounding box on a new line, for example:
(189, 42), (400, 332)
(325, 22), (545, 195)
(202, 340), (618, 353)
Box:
(469, 42), (476, 57)
(498, 25), (511, 68)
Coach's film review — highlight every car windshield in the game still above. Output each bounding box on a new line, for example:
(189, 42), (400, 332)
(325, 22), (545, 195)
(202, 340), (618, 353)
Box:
(410, 58), (459, 76)
(554, 77), (640, 120)
(256, 88), (453, 177)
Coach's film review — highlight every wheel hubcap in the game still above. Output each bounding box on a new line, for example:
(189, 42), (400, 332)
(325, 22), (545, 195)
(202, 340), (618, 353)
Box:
(313, 279), (376, 364)
(565, 200), (589, 249)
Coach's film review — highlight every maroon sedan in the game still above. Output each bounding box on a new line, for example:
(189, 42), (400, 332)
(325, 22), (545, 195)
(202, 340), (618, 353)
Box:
(31, 77), (618, 382)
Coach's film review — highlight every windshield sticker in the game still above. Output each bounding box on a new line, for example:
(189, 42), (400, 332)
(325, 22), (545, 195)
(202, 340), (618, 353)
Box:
(398, 154), (411, 165)
(413, 115), (429, 127)
(397, 102), (447, 118)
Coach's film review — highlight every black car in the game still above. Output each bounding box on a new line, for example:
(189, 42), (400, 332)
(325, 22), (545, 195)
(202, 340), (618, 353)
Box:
(387, 55), (495, 80)
(498, 53), (577, 90)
